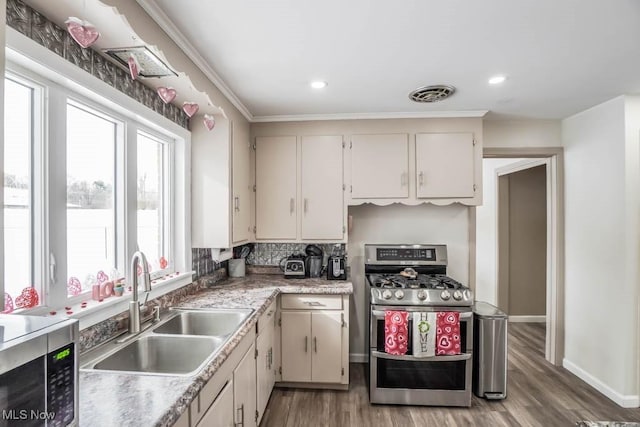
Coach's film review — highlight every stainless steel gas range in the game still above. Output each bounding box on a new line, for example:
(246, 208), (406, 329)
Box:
(366, 244), (474, 407)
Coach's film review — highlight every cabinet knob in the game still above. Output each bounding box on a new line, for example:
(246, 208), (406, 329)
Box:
(419, 171), (424, 186)
(290, 198), (295, 214)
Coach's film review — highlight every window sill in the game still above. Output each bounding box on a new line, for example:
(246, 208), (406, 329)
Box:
(41, 272), (194, 329)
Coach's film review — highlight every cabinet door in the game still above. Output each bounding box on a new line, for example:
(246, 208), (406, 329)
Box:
(301, 136), (344, 240)
(415, 133), (475, 198)
(351, 134), (409, 199)
(255, 136), (297, 239)
(281, 311), (311, 382)
(234, 344), (257, 427)
(256, 324), (274, 423)
(311, 311), (343, 383)
(198, 378), (234, 427)
(232, 122), (251, 244)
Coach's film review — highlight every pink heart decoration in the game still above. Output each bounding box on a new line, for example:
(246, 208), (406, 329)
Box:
(157, 87), (177, 104)
(159, 256), (168, 269)
(182, 102), (199, 118)
(128, 55), (141, 80)
(65, 17), (100, 49)
(96, 271), (109, 285)
(2, 293), (14, 313)
(67, 277), (82, 296)
(203, 114), (215, 131)
(15, 287), (39, 309)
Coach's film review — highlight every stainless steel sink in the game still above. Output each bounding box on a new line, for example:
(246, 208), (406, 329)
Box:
(90, 335), (224, 375)
(153, 308), (253, 337)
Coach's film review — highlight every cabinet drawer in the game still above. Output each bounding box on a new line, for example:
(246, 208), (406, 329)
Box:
(280, 294), (342, 310)
(257, 299), (277, 335)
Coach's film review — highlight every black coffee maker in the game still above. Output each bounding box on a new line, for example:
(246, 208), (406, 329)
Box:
(326, 244), (346, 280)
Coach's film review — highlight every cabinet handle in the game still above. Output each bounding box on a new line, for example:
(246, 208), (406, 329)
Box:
(269, 347), (273, 369)
(314, 337), (317, 353)
(304, 198), (308, 214)
(401, 172), (408, 186)
(234, 196), (240, 212)
(304, 336), (308, 353)
(290, 198), (295, 215)
(236, 404), (244, 427)
(419, 171), (424, 186)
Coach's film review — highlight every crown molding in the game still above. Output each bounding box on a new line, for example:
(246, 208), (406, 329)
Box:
(136, 0), (254, 121)
(251, 110), (489, 123)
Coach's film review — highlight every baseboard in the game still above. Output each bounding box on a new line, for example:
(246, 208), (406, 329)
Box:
(349, 353), (368, 363)
(563, 358), (640, 408)
(508, 315), (546, 323)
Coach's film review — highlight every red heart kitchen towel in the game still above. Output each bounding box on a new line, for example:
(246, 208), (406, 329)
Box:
(436, 311), (461, 355)
(385, 310), (409, 355)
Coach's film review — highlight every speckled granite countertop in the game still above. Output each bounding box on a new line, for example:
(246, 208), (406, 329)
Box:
(79, 275), (353, 427)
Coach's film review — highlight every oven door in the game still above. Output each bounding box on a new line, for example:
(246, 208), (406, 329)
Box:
(369, 307), (473, 407)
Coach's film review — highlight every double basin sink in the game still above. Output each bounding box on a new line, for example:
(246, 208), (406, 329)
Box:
(82, 308), (253, 376)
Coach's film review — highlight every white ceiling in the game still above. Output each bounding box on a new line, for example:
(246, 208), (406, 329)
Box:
(21, 0), (640, 122)
(138, 0), (640, 121)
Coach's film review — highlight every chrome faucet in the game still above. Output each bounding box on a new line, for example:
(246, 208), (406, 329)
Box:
(129, 251), (152, 334)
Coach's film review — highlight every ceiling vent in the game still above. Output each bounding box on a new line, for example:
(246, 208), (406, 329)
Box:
(103, 46), (177, 78)
(408, 85), (456, 103)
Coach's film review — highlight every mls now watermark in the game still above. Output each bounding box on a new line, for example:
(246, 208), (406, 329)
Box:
(2, 410), (56, 421)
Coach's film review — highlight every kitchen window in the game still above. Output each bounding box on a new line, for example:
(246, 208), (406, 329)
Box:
(2, 60), (187, 317)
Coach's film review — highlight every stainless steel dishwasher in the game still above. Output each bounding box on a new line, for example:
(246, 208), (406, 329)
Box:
(472, 301), (508, 399)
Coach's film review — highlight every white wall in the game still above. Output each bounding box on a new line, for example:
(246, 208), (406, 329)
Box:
(562, 96), (639, 405)
(347, 203), (470, 358)
(475, 158), (524, 305)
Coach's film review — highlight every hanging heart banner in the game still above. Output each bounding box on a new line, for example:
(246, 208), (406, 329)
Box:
(128, 55), (141, 80)
(182, 102), (199, 118)
(65, 17), (100, 49)
(157, 87), (177, 104)
(203, 114), (215, 131)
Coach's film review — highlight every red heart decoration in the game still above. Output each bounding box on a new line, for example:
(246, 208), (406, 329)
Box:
(182, 102), (199, 118)
(67, 277), (82, 296)
(128, 55), (140, 80)
(15, 287), (39, 309)
(203, 114), (215, 131)
(157, 87), (177, 104)
(65, 17), (100, 49)
(2, 293), (14, 313)
(159, 257), (168, 269)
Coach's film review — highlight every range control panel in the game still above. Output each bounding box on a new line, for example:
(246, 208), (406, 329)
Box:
(376, 248), (436, 261)
(365, 244), (448, 266)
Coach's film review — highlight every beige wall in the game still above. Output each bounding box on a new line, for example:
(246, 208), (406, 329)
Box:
(504, 165), (547, 316)
(484, 119), (561, 148)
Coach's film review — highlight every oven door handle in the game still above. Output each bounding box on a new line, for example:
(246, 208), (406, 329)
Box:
(371, 310), (472, 319)
(371, 350), (472, 362)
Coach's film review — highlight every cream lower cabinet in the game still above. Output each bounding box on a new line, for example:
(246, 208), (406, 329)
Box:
(256, 301), (277, 424)
(234, 343), (257, 427)
(198, 378), (234, 426)
(279, 294), (349, 386)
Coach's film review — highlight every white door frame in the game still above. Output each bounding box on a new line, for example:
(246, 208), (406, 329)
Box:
(484, 147), (565, 365)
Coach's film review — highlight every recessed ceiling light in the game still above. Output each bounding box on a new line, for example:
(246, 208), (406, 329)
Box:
(489, 75), (507, 85)
(310, 81), (328, 89)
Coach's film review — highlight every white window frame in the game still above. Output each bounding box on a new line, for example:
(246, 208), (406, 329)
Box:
(4, 28), (192, 327)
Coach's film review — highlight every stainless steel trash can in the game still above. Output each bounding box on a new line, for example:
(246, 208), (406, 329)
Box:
(472, 301), (508, 399)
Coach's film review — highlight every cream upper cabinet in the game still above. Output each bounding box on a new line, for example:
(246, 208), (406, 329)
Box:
(255, 136), (297, 240)
(234, 343), (257, 427)
(415, 133), (475, 198)
(301, 136), (344, 240)
(232, 123), (252, 244)
(350, 134), (409, 199)
(192, 118), (253, 249)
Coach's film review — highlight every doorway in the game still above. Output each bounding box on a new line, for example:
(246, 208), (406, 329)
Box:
(479, 148), (564, 366)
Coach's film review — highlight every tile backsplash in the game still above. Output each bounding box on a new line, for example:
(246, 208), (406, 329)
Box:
(192, 248), (227, 279)
(246, 243), (346, 266)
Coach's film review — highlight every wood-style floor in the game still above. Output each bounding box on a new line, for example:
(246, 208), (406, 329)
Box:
(261, 323), (640, 427)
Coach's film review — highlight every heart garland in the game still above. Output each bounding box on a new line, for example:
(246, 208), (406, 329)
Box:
(2, 293), (14, 313)
(65, 17), (100, 49)
(15, 287), (39, 309)
(182, 102), (199, 118)
(203, 114), (215, 131)
(128, 55), (141, 80)
(157, 87), (177, 104)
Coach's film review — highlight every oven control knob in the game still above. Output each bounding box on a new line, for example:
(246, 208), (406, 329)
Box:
(453, 290), (463, 301)
(394, 290), (405, 300)
(382, 290), (392, 300)
(440, 290), (451, 300)
(417, 290), (427, 300)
